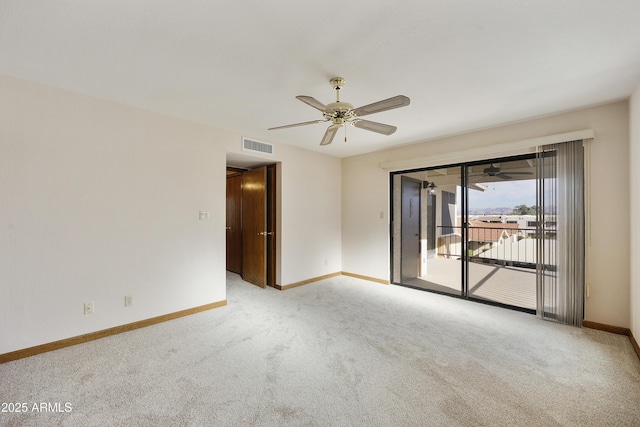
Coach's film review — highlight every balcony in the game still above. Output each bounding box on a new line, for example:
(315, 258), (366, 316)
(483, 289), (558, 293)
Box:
(406, 225), (549, 310)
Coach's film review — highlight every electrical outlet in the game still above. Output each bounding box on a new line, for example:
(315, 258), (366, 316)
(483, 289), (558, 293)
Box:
(125, 295), (133, 307)
(84, 302), (94, 315)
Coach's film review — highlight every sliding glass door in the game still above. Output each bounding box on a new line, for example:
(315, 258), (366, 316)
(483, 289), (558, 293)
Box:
(465, 158), (538, 310)
(391, 142), (586, 321)
(391, 154), (539, 312)
(392, 165), (463, 297)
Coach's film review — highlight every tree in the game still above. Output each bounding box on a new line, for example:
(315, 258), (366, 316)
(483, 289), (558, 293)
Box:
(511, 204), (537, 215)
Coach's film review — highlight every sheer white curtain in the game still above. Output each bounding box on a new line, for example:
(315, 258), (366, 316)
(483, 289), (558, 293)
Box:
(536, 140), (587, 326)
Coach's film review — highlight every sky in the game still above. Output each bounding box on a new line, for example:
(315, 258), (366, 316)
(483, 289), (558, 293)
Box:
(457, 179), (537, 211)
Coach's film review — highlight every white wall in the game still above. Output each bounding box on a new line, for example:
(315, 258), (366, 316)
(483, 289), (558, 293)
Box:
(630, 83), (640, 337)
(343, 101), (631, 327)
(0, 75), (228, 354)
(342, 154), (392, 280)
(278, 148), (342, 284)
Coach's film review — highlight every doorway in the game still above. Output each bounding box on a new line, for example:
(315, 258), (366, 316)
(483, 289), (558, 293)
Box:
(226, 164), (277, 288)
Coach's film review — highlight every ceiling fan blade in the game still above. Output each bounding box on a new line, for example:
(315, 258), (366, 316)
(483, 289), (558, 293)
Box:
(500, 171), (534, 175)
(320, 125), (340, 146)
(353, 95), (410, 117)
(296, 96), (331, 112)
(353, 119), (397, 135)
(496, 173), (512, 180)
(268, 119), (328, 130)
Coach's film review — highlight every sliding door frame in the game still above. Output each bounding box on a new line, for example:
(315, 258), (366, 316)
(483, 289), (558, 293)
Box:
(390, 153), (538, 314)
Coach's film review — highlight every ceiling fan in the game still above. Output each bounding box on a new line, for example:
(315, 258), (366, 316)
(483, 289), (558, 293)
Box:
(471, 165), (534, 180)
(268, 77), (410, 146)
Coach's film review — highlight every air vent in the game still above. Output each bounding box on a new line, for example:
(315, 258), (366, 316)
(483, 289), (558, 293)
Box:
(242, 137), (274, 155)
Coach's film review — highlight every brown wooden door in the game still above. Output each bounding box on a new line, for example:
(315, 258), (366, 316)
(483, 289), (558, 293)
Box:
(242, 167), (267, 288)
(226, 173), (243, 274)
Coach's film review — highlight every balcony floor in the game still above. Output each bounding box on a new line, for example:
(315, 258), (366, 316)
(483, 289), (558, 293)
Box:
(405, 257), (537, 310)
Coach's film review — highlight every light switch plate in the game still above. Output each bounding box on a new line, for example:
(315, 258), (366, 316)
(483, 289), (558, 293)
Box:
(84, 302), (94, 315)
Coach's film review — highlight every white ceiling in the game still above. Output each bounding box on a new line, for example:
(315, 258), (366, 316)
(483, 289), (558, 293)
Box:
(2, 1), (640, 158)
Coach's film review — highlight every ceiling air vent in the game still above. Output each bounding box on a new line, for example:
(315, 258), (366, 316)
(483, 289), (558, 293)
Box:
(242, 137), (274, 155)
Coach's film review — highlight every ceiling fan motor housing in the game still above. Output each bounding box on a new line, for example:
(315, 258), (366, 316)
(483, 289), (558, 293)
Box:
(326, 101), (354, 113)
(484, 166), (501, 175)
(324, 102), (355, 127)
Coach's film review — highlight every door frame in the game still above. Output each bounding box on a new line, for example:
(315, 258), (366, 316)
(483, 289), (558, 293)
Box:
(225, 170), (244, 274)
(266, 164), (277, 287)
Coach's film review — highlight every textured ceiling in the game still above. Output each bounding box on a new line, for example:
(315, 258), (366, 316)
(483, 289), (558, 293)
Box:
(2, 1), (640, 158)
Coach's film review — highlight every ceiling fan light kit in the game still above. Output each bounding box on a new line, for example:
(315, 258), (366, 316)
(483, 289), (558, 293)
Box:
(269, 77), (410, 146)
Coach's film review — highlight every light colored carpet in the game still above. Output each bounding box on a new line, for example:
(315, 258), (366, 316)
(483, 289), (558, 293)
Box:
(2, 272), (640, 426)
